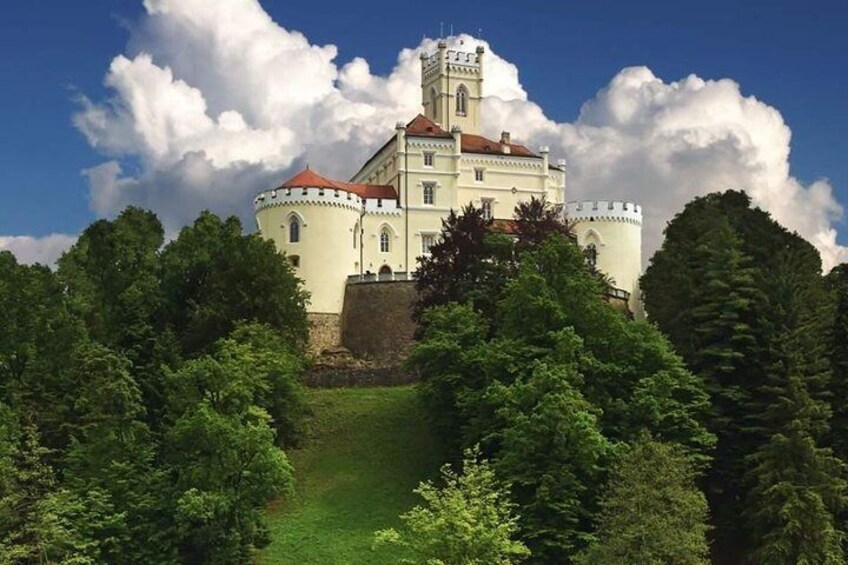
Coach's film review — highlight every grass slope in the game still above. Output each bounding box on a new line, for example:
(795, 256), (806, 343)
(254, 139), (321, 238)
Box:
(261, 385), (443, 564)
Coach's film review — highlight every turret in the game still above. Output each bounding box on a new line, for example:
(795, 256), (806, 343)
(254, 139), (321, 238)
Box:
(566, 200), (643, 317)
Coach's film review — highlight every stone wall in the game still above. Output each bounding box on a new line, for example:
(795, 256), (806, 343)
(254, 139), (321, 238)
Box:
(306, 312), (342, 356)
(341, 281), (417, 362)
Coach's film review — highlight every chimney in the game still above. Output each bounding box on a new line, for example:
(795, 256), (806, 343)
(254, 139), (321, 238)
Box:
(500, 131), (511, 154)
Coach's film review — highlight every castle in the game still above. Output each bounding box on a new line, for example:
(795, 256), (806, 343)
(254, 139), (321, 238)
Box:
(254, 41), (643, 351)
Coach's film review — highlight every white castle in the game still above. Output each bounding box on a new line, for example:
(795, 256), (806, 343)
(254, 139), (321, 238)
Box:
(254, 41), (643, 337)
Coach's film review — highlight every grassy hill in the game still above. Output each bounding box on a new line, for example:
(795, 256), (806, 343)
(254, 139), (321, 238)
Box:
(261, 385), (443, 564)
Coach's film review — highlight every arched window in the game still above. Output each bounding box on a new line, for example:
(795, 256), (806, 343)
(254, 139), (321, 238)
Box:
(430, 87), (438, 119)
(586, 243), (598, 269)
(456, 85), (468, 116)
(380, 229), (390, 253)
(289, 216), (300, 243)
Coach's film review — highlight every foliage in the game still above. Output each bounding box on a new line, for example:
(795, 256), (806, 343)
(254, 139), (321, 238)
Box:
(164, 340), (295, 563)
(411, 229), (713, 562)
(825, 263), (848, 458)
(0, 206), (310, 563)
(160, 211), (308, 355)
(578, 437), (710, 565)
(375, 447), (530, 564)
(641, 190), (844, 560)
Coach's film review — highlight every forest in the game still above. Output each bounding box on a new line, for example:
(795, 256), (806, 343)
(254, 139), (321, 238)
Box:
(2, 191), (848, 564)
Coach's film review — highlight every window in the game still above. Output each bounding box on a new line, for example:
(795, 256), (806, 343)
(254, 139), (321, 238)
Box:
(423, 182), (435, 205)
(289, 255), (300, 268)
(423, 152), (434, 167)
(430, 87), (438, 118)
(289, 217), (300, 243)
(474, 168), (484, 182)
(456, 85), (468, 116)
(353, 222), (358, 248)
(586, 243), (598, 269)
(380, 229), (390, 253)
(481, 199), (493, 221)
(421, 234), (437, 255)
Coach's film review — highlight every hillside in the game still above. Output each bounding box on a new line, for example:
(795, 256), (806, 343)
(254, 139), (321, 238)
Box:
(261, 385), (443, 564)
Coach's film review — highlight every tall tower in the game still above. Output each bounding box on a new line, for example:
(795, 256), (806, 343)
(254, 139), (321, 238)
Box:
(420, 42), (484, 134)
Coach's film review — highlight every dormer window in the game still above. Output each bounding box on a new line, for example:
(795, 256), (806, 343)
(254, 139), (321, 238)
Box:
(423, 152), (434, 167)
(456, 85), (468, 116)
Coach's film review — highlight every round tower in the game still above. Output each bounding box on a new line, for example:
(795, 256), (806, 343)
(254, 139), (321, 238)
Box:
(253, 169), (364, 316)
(566, 200), (643, 316)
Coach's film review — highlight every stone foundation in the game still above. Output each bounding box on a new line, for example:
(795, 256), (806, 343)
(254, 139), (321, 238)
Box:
(306, 312), (342, 356)
(341, 280), (417, 362)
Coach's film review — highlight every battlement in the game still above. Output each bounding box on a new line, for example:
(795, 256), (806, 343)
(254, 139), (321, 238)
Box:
(566, 200), (643, 225)
(253, 186), (400, 214)
(421, 44), (483, 74)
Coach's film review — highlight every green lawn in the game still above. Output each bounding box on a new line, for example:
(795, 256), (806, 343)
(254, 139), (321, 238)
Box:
(261, 385), (444, 564)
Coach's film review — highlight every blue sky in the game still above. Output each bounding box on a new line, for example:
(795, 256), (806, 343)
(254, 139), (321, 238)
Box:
(1, 0), (847, 260)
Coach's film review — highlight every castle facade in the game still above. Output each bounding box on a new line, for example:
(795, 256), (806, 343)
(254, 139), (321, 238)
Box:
(254, 41), (643, 335)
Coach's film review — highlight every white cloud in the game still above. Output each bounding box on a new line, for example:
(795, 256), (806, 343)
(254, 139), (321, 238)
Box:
(67, 0), (846, 271)
(0, 234), (78, 267)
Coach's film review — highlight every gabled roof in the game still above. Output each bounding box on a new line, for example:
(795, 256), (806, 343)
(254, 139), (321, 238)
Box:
(279, 168), (397, 200)
(405, 114), (452, 138)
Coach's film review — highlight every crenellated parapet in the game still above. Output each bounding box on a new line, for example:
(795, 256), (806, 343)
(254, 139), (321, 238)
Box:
(566, 200), (643, 225)
(254, 186), (365, 213)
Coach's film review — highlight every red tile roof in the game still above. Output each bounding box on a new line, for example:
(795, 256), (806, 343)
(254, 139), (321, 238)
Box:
(490, 219), (519, 234)
(279, 169), (397, 200)
(404, 114), (452, 138)
(404, 114), (537, 157)
(460, 133), (537, 157)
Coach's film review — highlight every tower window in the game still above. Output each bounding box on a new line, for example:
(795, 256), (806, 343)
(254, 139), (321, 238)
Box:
(423, 182), (435, 205)
(586, 243), (598, 269)
(380, 229), (391, 253)
(353, 222), (359, 248)
(456, 85), (468, 116)
(474, 168), (484, 182)
(481, 199), (493, 221)
(289, 217), (300, 243)
(423, 152), (434, 167)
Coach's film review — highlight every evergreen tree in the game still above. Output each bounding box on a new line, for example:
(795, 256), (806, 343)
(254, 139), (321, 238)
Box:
(825, 263), (848, 458)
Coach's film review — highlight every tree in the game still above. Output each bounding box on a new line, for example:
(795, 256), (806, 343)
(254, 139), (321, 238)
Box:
(164, 343), (295, 563)
(414, 204), (510, 325)
(512, 196), (573, 255)
(160, 211), (308, 355)
(486, 359), (612, 560)
(374, 447), (530, 564)
(579, 437), (710, 565)
(744, 376), (846, 564)
(825, 263), (848, 458)
(641, 192), (835, 548)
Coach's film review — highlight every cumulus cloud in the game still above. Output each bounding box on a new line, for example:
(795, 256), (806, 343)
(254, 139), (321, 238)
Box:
(0, 234), (78, 266)
(67, 0), (846, 271)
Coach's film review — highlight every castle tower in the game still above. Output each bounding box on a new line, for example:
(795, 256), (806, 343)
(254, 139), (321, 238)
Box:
(420, 42), (484, 134)
(566, 200), (643, 317)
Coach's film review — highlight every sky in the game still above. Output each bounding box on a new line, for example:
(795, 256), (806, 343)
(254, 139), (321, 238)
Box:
(1, 0), (847, 269)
